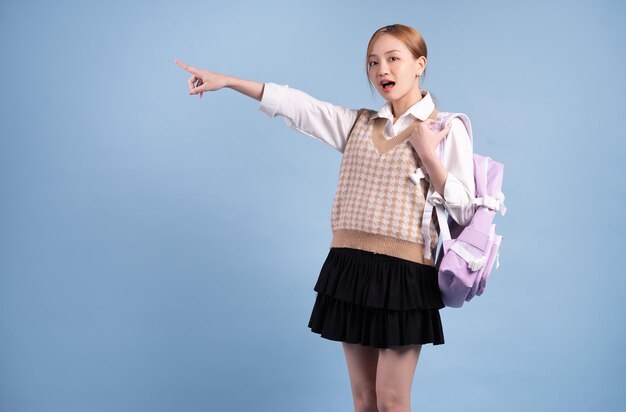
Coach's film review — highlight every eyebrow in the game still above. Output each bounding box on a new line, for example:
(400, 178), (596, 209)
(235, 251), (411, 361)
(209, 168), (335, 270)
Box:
(368, 49), (402, 58)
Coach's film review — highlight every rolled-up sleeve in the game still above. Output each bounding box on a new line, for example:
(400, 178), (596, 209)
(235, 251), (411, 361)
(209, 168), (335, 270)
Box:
(429, 117), (476, 226)
(258, 82), (358, 153)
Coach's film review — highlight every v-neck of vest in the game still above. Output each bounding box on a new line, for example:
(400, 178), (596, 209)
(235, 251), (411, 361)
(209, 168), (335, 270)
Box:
(370, 117), (422, 156)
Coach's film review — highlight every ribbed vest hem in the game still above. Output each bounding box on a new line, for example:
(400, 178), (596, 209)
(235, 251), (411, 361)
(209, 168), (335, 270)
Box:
(330, 228), (435, 266)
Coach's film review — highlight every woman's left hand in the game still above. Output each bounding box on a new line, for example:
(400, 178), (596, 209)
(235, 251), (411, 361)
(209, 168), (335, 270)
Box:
(408, 119), (451, 159)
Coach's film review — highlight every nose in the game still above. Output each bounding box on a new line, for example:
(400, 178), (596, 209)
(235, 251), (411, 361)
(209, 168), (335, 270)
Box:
(376, 61), (390, 78)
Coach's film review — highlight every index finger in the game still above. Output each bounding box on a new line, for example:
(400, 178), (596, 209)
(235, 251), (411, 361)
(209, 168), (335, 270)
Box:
(175, 59), (199, 75)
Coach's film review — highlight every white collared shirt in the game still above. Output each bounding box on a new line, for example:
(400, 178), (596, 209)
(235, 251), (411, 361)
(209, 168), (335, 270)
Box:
(258, 82), (476, 225)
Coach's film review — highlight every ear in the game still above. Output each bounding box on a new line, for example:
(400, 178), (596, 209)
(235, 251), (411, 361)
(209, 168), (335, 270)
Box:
(415, 55), (427, 73)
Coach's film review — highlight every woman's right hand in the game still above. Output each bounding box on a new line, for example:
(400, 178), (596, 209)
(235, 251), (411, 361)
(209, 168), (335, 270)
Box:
(175, 60), (230, 98)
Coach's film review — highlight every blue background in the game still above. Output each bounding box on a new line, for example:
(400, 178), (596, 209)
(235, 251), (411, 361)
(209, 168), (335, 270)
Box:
(1, 0), (624, 411)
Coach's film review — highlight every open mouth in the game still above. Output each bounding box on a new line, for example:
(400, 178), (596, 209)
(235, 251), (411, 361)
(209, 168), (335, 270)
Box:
(381, 81), (396, 91)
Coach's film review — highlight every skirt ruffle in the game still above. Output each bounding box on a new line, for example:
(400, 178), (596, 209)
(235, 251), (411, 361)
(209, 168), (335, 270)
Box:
(308, 247), (445, 348)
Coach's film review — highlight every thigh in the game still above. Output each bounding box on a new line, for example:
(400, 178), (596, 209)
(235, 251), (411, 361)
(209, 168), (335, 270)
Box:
(376, 344), (422, 404)
(342, 342), (379, 400)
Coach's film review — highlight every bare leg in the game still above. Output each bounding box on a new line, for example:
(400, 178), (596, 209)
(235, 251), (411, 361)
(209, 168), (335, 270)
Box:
(342, 342), (380, 412)
(375, 344), (422, 412)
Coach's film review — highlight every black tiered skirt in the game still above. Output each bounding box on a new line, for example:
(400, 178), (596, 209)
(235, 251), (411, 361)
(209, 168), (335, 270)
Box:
(307, 247), (445, 348)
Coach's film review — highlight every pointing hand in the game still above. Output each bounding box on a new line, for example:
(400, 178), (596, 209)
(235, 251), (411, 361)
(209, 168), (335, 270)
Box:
(175, 60), (230, 99)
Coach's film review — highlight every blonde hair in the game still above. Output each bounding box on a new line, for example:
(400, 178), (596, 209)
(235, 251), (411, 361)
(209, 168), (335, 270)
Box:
(365, 24), (437, 106)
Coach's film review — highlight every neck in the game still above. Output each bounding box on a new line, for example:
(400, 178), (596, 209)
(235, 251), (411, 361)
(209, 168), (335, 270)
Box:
(391, 86), (424, 119)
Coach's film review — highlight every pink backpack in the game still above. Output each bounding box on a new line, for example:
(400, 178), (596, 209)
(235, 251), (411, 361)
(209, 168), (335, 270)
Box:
(411, 112), (507, 308)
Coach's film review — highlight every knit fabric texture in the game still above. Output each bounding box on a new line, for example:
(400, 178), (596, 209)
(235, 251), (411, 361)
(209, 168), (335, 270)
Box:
(330, 108), (440, 265)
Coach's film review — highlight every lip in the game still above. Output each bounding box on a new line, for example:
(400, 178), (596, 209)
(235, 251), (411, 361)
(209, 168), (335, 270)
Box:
(380, 81), (396, 93)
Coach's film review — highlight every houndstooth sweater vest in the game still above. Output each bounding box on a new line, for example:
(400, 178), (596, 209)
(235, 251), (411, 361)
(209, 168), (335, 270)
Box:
(330, 108), (440, 265)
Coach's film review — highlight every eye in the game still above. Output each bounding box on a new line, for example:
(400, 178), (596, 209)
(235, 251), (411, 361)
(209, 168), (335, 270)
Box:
(389, 56), (398, 62)
(368, 61), (377, 67)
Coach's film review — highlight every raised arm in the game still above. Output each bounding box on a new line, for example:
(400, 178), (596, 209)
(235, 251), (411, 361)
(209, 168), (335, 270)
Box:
(176, 59), (267, 100)
(257, 82), (358, 153)
(226, 76), (265, 101)
(175, 60), (359, 153)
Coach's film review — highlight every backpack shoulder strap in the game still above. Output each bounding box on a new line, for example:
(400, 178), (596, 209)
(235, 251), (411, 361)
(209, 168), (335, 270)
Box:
(417, 110), (474, 260)
(439, 112), (473, 146)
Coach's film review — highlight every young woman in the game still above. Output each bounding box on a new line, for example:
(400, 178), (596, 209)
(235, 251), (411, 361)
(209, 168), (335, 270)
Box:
(176, 23), (475, 412)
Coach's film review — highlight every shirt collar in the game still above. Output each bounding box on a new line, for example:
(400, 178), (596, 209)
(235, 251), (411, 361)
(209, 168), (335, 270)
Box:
(369, 90), (434, 122)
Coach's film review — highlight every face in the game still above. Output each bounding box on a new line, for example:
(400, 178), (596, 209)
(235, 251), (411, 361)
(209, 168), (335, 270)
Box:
(367, 34), (425, 102)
